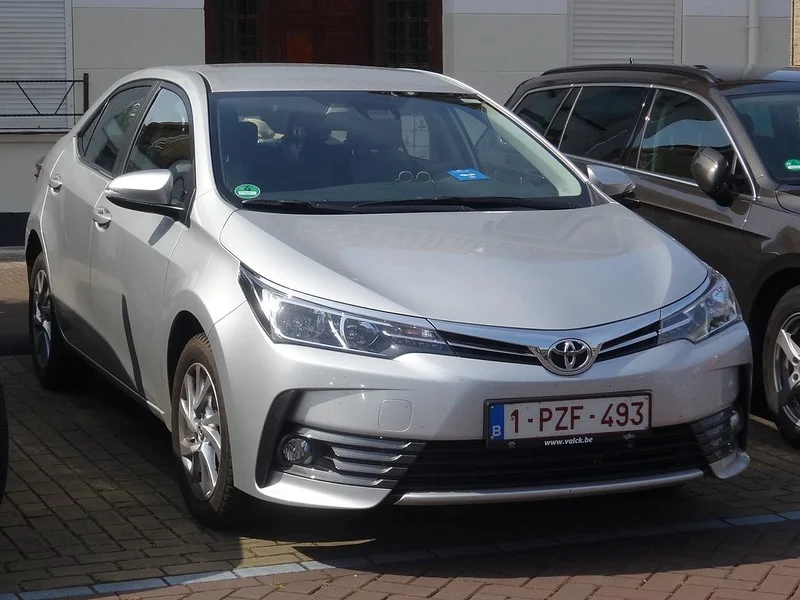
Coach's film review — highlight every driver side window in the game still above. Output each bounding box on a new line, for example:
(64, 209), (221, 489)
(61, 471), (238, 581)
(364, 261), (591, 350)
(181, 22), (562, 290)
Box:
(125, 88), (194, 206)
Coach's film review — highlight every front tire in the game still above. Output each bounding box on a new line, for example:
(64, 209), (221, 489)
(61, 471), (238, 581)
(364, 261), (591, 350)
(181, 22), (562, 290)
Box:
(763, 286), (800, 447)
(28, 253), (79, 389)
(171, 334), (239, 528)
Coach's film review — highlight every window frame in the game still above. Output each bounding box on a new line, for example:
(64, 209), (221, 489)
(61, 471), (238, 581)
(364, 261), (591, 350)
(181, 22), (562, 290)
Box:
(75, 80), (158, 178)
(512, 82), (756, 200)
(118, 80), (197, 217)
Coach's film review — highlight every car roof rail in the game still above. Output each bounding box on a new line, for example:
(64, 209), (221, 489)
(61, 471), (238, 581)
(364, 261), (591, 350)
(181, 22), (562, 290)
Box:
(540, 63), (720, 84)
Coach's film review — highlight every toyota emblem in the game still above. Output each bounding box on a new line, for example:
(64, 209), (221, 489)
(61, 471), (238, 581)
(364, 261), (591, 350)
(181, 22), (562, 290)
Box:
(542, 338), (596, 376)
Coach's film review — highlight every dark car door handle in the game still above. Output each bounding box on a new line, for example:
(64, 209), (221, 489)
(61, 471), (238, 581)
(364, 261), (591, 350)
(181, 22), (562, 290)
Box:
(48, 175), (62, 192)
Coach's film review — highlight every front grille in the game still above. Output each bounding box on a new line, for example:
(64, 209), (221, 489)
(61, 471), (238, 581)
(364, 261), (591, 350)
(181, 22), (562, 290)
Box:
(393, 425), (706, 494)
(271, 404), (743, 493)
(439, 320), (661, 366)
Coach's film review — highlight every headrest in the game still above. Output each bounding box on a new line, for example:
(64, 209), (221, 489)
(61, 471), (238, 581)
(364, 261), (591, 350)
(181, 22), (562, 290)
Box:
(221, 120), (258, 154)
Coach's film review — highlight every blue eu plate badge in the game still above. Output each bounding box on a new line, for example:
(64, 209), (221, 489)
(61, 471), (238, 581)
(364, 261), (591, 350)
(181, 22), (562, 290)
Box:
(448, 169), (489, 181)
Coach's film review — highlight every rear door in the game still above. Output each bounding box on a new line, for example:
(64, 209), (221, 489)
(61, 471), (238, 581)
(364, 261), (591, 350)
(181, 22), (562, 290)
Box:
(41, 82), (155, 353)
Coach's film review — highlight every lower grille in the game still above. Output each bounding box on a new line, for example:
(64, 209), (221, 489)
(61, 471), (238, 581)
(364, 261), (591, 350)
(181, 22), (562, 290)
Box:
(393, 425), (707, 494)
(270, 404), (743, 493)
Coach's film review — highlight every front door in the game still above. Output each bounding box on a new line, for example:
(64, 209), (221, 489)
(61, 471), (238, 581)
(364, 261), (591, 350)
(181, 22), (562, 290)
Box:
(268, 0), (374, 65)
(89, 84), (193, 407)
(615, 88), (755, 295)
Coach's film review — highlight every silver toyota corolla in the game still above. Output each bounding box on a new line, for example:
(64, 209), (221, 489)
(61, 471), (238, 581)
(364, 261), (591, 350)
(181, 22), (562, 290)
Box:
(26, 64), (752, 527)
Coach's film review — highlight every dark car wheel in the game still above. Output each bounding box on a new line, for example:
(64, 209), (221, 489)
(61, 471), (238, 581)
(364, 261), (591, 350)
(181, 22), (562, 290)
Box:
(171, 333), (239, 528)
(763, 286), (800, 447)
(28, 253), (82, 390)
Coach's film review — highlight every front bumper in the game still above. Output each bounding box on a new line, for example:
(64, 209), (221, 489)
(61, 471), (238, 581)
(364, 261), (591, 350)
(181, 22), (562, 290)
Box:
(210, 302), (752, 510)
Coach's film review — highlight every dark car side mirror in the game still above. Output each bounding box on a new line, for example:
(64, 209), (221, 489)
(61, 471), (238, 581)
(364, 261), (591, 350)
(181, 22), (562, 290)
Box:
(691, 147), (732, 205)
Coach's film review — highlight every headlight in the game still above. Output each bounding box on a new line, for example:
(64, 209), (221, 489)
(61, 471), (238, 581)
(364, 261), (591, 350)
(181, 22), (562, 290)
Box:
(658, 269), (741, 344)
(239, 266), (452, 359)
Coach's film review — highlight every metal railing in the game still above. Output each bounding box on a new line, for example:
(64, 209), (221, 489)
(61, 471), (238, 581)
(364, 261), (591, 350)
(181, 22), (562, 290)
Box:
(0, 73), (89, 119)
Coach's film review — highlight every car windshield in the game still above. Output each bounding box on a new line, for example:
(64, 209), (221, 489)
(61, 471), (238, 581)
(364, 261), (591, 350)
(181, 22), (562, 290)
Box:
(208, 90), (589, 211)
(729, 91), (800, 184)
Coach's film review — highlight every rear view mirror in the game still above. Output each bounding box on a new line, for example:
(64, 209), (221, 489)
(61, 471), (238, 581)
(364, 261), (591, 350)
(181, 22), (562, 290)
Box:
(691, 147), (731, 205)
(104, 170), (183, 219)
(586, 165), (636, 199)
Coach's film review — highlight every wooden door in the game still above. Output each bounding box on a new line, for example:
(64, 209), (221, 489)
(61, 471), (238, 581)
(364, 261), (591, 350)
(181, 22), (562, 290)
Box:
(268, 0), (377, 65)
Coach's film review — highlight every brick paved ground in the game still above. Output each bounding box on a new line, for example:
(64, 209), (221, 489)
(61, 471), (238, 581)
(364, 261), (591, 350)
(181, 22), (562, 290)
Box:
(0, 260), (27, 356)
(87, 524), (800, 600)
(6, 260), (800, 598)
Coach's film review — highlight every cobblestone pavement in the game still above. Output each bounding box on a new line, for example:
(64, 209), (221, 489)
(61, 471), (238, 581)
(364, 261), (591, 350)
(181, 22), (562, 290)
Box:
(0, 260), (27, 356)
(5, 260), (800, 598)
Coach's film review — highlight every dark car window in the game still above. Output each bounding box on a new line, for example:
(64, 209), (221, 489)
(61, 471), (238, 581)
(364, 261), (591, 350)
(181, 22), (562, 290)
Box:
(82, 86), (151, 173)
(560, 86), (649, 163)
(125, 88), (194, 206)
(544, 88), (578, 146)
(730, 92), (800, 185)
(515, 88), (570, 134)
(637, 89), (733, 181)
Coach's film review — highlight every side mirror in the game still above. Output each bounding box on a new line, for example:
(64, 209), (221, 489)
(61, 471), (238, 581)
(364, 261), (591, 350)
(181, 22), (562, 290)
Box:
(586, 165), (636, 199)
(104, 170), (183, 219)
(691, 147), (731, 205)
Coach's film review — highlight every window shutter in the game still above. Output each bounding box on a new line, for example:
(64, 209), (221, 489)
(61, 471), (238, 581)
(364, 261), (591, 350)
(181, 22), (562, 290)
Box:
(572, 0), (677, 65)
(0, 0), (71, 131)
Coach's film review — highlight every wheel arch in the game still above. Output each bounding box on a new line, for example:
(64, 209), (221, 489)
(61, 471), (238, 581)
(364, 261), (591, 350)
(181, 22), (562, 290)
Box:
(166, 311), (207, 399)
(25, 230), (43, 278)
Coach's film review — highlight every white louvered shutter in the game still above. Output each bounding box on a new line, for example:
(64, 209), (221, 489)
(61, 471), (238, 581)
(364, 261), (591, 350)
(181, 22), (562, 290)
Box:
(0, 0), (71, 131)
(572, 0), (677, 65)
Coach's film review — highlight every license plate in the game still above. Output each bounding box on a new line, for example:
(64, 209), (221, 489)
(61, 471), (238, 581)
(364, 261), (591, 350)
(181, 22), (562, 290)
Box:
(487, 395), (650, 446)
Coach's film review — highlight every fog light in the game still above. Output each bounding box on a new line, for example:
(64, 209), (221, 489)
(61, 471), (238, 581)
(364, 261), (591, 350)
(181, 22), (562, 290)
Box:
(730, 410), (741, 431)
(280, 436), (314, 465)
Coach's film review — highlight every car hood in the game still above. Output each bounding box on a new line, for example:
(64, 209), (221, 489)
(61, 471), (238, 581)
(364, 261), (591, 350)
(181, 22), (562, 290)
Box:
(220, 203), (707, 330)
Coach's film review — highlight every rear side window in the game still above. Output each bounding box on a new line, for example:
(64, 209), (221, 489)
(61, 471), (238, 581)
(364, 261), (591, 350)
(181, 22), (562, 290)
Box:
(560, 86), (649, 163)
(637, 89), (733, 180)
(81, 85), (152, 173)
(515, 88), (570, 134)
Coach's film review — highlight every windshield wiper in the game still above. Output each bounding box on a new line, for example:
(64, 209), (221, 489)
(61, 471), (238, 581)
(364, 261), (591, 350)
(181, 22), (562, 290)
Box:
(240, 198), (359, 214)
(353, 196), (559, 211)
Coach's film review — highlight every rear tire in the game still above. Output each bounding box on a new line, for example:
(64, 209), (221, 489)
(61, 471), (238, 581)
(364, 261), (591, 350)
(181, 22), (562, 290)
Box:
(171, 334), (239, 528)
(28, 253), (82, 390)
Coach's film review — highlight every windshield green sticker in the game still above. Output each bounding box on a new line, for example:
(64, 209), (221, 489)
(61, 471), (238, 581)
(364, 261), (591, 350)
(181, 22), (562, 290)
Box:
(786, 159), (800, 172)
(234, 184), (260, 199)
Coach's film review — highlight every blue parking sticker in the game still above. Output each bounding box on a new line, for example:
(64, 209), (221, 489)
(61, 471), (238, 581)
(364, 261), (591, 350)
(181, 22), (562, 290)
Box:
(448, 169), (489, 181)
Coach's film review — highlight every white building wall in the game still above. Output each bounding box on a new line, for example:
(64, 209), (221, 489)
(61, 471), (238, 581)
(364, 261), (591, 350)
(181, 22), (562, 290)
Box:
(445, 0), (791, 102)
(0, 0), (204, 231)
(443, 0), (570, 103)
(682, 0), (790, 66)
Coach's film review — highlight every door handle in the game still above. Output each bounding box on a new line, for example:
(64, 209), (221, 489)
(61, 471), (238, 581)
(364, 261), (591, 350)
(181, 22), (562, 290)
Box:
(48, 175), (62, 192)
(93, 207), (112, 229)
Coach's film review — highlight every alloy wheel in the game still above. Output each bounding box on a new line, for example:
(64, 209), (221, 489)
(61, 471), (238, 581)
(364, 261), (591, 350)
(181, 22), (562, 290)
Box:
(773, 313), (800, 428)
(177, 363), (223, 500)
(31, 270), (53, 368)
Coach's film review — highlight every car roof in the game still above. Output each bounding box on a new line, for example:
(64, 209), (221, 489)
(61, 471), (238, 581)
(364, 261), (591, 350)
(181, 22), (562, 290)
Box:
(519, 63), (800, 95)
(155, 63), (472, 94)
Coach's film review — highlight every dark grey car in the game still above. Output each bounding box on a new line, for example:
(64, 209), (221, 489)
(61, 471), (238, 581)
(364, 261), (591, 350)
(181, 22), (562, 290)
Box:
(506, 64), (800, 446)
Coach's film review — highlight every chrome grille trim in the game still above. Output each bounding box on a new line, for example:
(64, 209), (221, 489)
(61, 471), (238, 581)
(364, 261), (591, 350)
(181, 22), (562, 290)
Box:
(277, 425), (424, 489)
